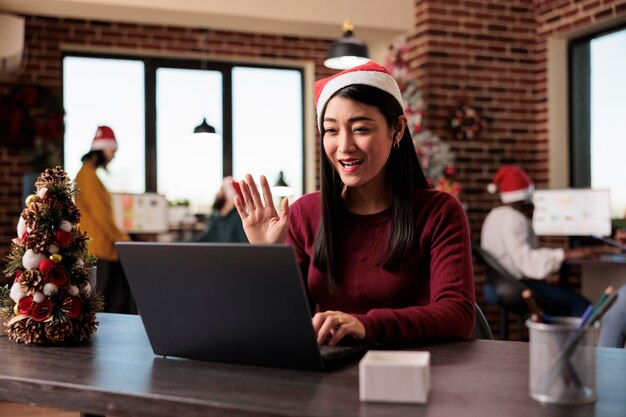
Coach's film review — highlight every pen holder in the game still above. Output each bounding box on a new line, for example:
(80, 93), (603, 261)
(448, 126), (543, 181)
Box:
(527, 317), (597, 405)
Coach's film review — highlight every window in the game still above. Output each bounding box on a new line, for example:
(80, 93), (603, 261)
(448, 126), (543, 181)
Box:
(63, 54), (305, 213)
(63, 57), (145, 194)
(156, 68), (224, 212)
(232, 67), (303, 199)
(570, 27), (626, 219)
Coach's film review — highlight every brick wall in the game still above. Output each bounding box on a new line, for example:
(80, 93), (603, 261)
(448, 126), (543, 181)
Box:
(1, 2), (625, 338)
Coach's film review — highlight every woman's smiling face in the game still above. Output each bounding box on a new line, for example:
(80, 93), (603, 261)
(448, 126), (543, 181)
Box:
(322, 96), (395, 190)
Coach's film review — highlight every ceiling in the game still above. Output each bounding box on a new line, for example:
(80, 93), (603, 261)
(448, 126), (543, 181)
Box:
(0, 0), (414, 60)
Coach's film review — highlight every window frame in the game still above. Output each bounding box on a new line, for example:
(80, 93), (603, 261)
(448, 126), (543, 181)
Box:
(568, 24), (626, 188)
(61, 51), (307, 194)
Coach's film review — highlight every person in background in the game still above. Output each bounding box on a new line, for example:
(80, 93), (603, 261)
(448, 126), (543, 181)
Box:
(598, 285), (626, 348)
(480, 165), (593, 316)
(192, 177), (248, 243)
(235, 61), (475, 347)
(75, 125), (135, 314)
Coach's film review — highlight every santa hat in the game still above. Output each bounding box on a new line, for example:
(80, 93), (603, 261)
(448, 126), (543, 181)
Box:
(487, 165), (535, 203)
(90, 126), (118, 151)
(313, 61), (403, 132)
(223, 177), (243, 200)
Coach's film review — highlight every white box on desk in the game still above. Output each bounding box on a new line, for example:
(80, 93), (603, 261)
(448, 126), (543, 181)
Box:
(359, 350), (430, 404)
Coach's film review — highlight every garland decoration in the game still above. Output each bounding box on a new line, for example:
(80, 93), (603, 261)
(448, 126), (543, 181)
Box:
(1, 167), (102, 344)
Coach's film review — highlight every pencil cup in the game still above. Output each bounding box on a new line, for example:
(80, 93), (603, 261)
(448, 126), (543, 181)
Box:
(527, 317), (597, 405)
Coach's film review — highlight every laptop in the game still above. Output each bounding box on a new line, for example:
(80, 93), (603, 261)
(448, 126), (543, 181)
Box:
(116, 242), (367, 371)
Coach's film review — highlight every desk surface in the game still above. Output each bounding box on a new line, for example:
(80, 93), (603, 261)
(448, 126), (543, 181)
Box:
(0, 313), (624, 417)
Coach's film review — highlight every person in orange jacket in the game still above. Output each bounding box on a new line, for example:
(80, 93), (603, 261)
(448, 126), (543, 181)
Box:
(75, 125), (135, 314)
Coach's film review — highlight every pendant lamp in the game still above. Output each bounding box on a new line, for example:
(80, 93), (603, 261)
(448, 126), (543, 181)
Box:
(324, 19), (370, 70)
(193, 118), (216, 135)
(193, 29), (220, 139)
(272, 171), (293, 198)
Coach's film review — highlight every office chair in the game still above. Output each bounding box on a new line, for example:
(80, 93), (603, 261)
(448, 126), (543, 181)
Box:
(472, 245), (529, 340)
(471, 303), (494, 340)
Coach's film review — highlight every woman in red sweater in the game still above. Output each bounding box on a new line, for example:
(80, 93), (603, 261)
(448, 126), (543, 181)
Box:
(235, 62), (475, 346)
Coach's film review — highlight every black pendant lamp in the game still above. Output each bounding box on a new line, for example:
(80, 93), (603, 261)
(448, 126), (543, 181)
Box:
(193, 29), (220, 139)
(324, 19), (370, 70)
(193, 118), (216, 135)
(272, 171), (293, 198)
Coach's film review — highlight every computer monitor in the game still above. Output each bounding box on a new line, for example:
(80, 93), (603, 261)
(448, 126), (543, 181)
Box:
(532, 189), (612, 237)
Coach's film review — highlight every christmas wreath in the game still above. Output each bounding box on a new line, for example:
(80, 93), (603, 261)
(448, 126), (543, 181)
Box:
(1, 167), (102, 344)
(0, 84), (64, 170)
(450, 102), (487, 140)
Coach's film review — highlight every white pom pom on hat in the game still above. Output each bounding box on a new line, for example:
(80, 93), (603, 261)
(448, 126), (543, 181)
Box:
(488, 165), (535, 203)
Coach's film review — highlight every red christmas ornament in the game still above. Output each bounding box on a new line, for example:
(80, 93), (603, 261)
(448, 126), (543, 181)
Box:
(39, 258), (68, 286)
(31, 298), (53, 322)
(18, 296), (34, 315)
(48, 268), (68, 287)
(65, 296), (82, 319)
(55, 229), (73, 248)
(39, 258), (55, 278)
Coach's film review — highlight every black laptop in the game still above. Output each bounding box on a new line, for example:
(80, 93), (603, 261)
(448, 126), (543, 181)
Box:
(116, 242), (367, 371)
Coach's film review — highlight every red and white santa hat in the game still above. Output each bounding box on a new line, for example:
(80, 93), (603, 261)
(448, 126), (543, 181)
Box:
(223, 176), (243, 200)
(487, 165), (535, 203)
(313, 61), (403, 132)
(90, 125), (118, 151)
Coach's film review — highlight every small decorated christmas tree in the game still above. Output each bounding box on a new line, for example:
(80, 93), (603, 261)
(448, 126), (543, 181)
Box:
(1, 166), (102, 344)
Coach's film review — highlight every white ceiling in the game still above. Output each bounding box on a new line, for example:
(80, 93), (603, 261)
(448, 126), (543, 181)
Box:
(0, 0), (413, 42)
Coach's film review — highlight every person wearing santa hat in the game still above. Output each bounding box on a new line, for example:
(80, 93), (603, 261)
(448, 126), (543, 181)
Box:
(234, 61), (475, 346)
(192, 177), (247, 243)
(75, 125), (134, 314)
(480, 165), (593, 316)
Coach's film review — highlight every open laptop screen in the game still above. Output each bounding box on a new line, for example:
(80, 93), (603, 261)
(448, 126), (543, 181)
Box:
(532, 189), (612, 237)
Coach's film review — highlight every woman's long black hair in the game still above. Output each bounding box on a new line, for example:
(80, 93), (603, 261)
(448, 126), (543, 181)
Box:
(312, 84), (429, 287)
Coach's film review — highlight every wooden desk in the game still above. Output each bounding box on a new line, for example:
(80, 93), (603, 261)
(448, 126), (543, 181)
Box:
(565, 254), (626, 301)
(0, 313), (624, 417)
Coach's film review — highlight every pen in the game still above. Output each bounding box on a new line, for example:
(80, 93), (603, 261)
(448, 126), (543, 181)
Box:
(591, 286), (613, 317)
(522, 289), (548, 323)
(578, 304), (594, 328)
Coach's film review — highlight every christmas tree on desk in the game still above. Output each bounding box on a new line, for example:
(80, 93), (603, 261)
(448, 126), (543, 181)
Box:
(1, 166), (102, 344)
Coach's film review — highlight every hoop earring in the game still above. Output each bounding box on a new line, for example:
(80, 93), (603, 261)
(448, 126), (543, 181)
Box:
(393, 141), (400, 150)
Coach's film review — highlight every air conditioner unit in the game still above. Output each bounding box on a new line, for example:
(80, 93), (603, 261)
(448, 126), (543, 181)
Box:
(0, 13), (26, 80)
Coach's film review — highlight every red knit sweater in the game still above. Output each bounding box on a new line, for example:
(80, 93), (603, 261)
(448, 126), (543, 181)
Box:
(286, 189), (475, 344)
